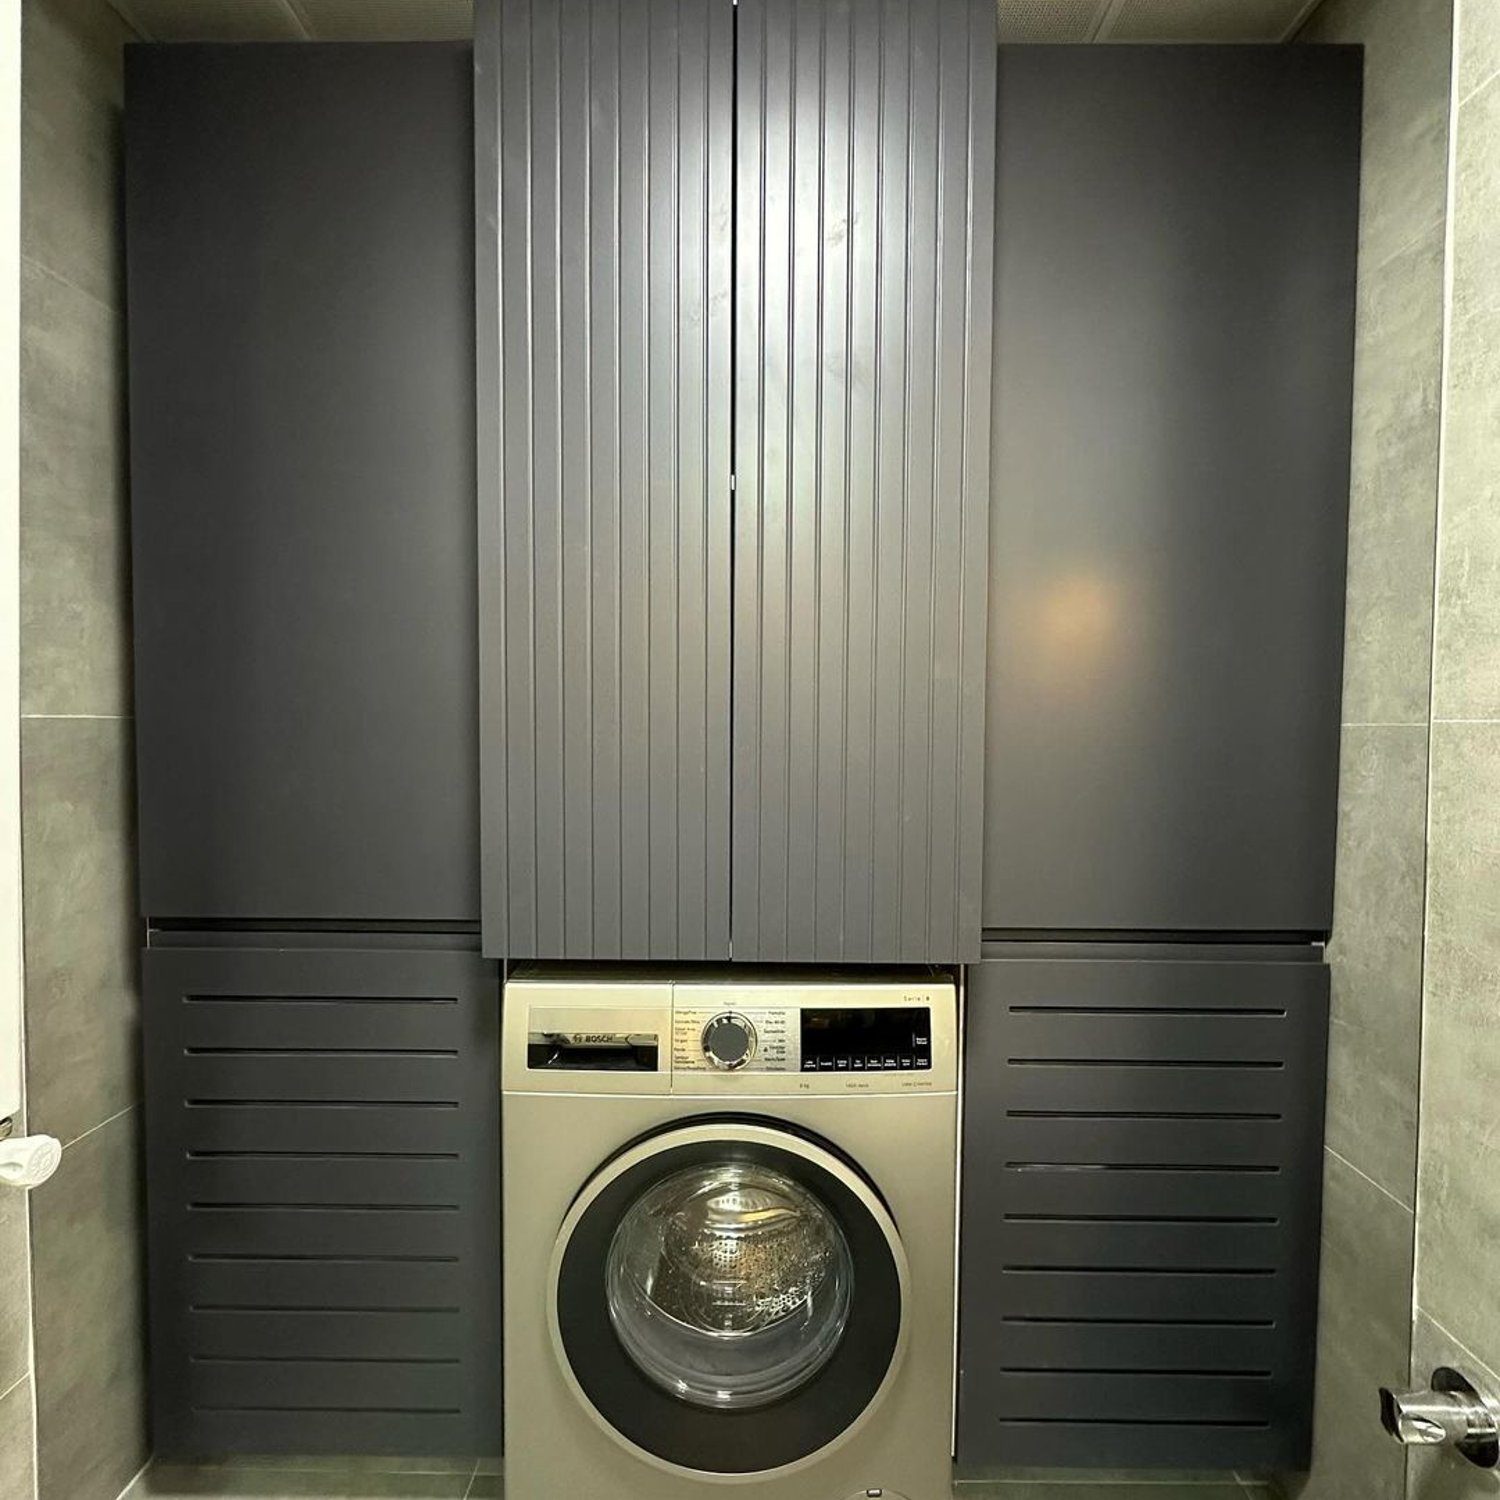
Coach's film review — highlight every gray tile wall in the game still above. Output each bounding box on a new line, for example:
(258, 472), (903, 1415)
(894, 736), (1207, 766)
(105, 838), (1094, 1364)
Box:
(1289, 0), (1455, 1496)
(1410, 4), (1500, 1497)
(18, 1), (146, 1499)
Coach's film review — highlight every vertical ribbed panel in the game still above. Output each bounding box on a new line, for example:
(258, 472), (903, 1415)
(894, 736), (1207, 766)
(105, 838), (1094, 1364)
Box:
(733, 0), (996, 962)
(477, 0), (734, 959)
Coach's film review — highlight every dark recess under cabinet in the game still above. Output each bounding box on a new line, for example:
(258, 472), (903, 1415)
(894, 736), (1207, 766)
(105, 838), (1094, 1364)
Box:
(958, 948), (1329, 1471)
(142, 942), (502, 1457)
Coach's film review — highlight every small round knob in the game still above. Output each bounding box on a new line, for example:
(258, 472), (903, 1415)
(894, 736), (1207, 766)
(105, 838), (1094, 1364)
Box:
(701, 1013), (757, 1071)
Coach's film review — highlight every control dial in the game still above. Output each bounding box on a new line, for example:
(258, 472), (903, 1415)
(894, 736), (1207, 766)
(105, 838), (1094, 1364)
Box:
(701, 1013), (757, 1071)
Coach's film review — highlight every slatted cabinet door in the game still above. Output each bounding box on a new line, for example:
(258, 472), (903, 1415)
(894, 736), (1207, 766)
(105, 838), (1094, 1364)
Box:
(733, 0), (997, 962)
(143, 945), (501, 1457)
(476, 0), (735, 959)
(958, 950), (1329, 1470)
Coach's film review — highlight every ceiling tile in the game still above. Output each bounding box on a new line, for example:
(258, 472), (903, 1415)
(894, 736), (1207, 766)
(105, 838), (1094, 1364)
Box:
(295, 0), (473, 40)
(1101, 0), (1313, 42)
(109, 0), (307, 41)
(998, 0), (1113, 42)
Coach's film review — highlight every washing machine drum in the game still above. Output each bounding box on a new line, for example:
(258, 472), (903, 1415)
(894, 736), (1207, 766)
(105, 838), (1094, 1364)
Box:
(549, 1122), (910, 1478)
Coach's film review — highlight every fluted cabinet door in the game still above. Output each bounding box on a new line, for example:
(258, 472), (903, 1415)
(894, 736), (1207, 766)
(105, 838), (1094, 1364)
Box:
(733, 0), (997, 962)
(476, 0), (734, 958)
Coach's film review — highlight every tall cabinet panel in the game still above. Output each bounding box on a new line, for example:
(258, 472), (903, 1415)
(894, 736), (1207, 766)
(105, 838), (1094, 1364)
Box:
(126, 44), (478, 925)
(733, 0), (996, 962)
(476, 0), (734, 959)
(982, 46), (1361, 937)
(958, 949), (1329, 1470)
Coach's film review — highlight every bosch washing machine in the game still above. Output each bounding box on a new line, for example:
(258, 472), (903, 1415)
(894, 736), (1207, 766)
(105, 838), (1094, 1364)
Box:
(501, 972), (959, 1499)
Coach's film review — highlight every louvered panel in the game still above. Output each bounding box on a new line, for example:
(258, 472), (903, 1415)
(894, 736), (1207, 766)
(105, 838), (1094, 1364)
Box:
(183, 1156), (466, 1206)
(182, 1054), (461, 1103)
(181, 1410), (473, 1455)
(182, 1105), (461, 1157)
(188, 1261), (464, 1313)
(189, 1361), (468, 1413)
(733, 0), (996, 961)
(998, 1321), (1280, 1375)
(476, 0), (733, 959)
(144, 945), (501, 1457)
(958, 951), (1328, 1472)
(191, 1312), (463, 1361)
(179, 996), (463, 1052)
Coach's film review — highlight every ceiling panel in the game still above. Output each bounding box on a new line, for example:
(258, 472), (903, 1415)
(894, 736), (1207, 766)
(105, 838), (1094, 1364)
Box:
(1099, 0), (1315, 40)
(109, 0), (306, 40)
(113, 0), (1318, 46)
(998, 0), (1113, 42)
(295, 0), (474, 41)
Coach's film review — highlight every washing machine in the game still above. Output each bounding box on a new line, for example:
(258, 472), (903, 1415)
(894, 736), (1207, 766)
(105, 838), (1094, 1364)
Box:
(501, 971), (959, 1500)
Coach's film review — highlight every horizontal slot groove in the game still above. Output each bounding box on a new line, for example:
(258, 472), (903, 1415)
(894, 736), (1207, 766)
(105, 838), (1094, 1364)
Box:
(184, 1047), (458, 1059)
(999, 1366), (1273, 1379)
(185, 1100), (459, 1110)
(1004, 1162), (1279, 1174)
(185, 995), (458, 1007)
(1006, 1109), (1282, 1122)
(190, 1355), (460, 1367)
(190, 1405), (462, 1416)
(996, 1418), (1272, 1430)
(1002, 1214), (1279, 1225)
(1007, 1058), (1285, 1070)
(186, 1151), (460, 1162)
(187, 1203), (459, 1213)
(191, 1305), (460, 1315)
(188, 1253), (460, 1265)
(1002, 1316), (1276, 1329)
(1002, 1266), (1277, 1277)
(1008, 1006), (1287, 1018)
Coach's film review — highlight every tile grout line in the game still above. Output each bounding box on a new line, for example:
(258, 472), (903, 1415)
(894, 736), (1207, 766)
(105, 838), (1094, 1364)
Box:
(112, 1453), (151, 1500)
(19, 252), (121, 319)
(1456, 57), (1500, 110)
(1366, 209), (1449, 276)
(1419, 1308), (1500, 1387)
(1407, 0), (1467, 1470)
(19, 713), (133, 722)
(1325, 1144), (1416, 1215)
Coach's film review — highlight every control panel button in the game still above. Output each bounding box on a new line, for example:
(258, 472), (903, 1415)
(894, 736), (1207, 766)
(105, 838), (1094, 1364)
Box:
(701, 1013), (758, 1071)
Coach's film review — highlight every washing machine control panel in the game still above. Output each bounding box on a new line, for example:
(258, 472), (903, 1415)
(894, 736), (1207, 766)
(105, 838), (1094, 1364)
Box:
(674, 1006), (794, 1073)
(504, 975), (957, 1094)
(671, 990), (946, 1090)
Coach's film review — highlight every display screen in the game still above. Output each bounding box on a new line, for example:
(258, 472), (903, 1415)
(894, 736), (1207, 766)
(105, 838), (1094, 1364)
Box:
(799, 1007), (931, 1072)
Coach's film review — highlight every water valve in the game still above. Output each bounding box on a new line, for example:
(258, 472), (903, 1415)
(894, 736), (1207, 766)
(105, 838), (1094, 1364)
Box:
(1381, 1367), (1500, 1468)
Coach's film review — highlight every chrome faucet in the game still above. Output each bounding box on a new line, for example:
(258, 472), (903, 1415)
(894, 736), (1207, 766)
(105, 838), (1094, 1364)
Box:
(1381, 1367), (1500, 1469)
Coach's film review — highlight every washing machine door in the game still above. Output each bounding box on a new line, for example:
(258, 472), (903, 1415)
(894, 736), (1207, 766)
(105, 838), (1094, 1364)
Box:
(547, 1120), (910, 1479)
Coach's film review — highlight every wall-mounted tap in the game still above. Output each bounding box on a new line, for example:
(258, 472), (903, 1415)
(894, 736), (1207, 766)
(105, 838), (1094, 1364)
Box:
(1381, 1367), (1500, 1469)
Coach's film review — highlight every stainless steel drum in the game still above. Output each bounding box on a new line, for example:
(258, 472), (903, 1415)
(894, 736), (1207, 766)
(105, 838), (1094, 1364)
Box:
(605, 1162), (854, 1409)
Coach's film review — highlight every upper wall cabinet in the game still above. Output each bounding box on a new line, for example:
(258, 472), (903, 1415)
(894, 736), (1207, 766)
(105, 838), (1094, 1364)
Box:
(732, 0), (996, 962)
(476, 0), (735, 959)
(127, 44), (479, 926)
(981, 47), (1362, 939)
(477, 0), (996, 962)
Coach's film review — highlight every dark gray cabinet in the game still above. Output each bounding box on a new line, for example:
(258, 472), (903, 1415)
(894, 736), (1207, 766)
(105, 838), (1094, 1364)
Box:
(126, 44), (479, 926)
(732, 0), (997, 961)
(476, 0), (735, 960)
(958, 948), (1329, 1471)
(476, 0), (997, 962)
(142, 941), (501, 1457)
(982, 46), (1361, 938)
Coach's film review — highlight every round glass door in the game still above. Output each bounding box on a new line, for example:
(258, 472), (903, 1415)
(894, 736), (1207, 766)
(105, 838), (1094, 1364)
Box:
(549, 1122), (909, 1477)
(605, 1162), (854, 1409)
